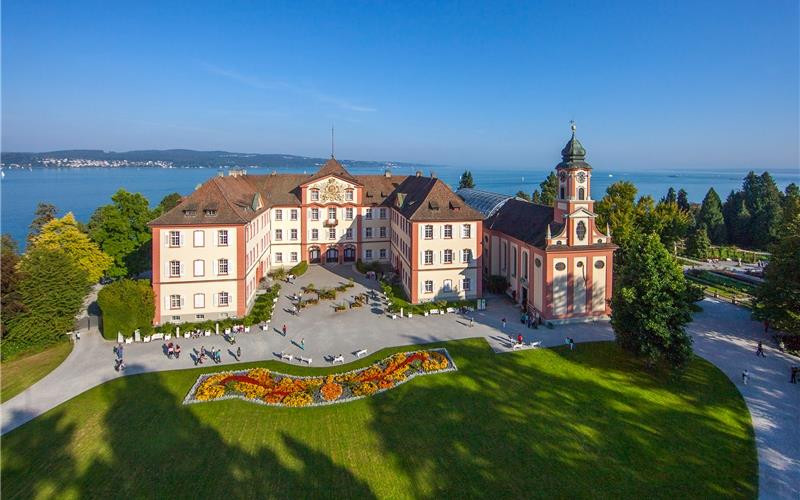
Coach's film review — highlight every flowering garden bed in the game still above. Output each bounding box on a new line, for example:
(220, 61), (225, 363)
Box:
(183, 348), (456, 407)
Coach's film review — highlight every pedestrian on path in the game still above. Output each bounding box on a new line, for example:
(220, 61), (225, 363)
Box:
(469, 317), (474, 327)
(742, 369), (750, 385)
(569, 338), (575, 350)
(756, 341), (766, 358)
(517, 334), (523, 345)
(282, 324), (287, 336)
(790, 366), (798, 384)
(236, 346), (242, 360)
(300, 338), (305, 350)
(501, 318), (507, 330)
(175, 344), (181, 359)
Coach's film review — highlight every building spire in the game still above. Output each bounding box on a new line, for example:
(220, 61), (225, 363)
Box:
(331, 125), (335, 158)
(570, 119), (576, 137)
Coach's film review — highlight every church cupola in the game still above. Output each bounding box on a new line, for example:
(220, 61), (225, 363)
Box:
(554, 122), (594, 223)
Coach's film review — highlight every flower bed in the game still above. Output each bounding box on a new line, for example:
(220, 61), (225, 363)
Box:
(183, 348), (457, 407)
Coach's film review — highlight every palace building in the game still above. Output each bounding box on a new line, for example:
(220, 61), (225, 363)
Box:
(149, 125), (613, 325)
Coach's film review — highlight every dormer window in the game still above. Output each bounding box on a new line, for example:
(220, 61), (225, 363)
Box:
(183, 210), (197, 217)
(203, 209), (217, 217)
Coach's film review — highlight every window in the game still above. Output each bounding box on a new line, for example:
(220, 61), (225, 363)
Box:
(218, 230), (229, 246)
(555, 262), (566, 271)
(365, 227), (373, 238)
(443, 249), (453, 264)
(328, 208), (337, 220)
(523, 252), (529, 279)
(169, 231), (181, 247)
(379, 226), (386, 238)
(170, 260), (181, 277)
(290, 252), (298, 263)
(290, 209), (298, 221)
(345, 207), (354, 220)
(462, 224), (471, 238)
(462, 249), (472, 263)
(196, 314), (205, 319)
(204, 209), (217, 217)
(424, 225), (433, 239)
(193, 259), (204, 277)
(275, 252), (283, 263)
(275, 209), (283, 221)
(171, 315), (181, 321)
(218, 259), (229, 275)
(365, 208), (373, 219)
(595, 260), (605, 269)
(444, 225), (453, 238)
(311, 208), (319, 220)
(424, 280), (433, 293)
(578, 187), (585, 200)
(290, 229), (298, 240)
(345, 189), (354, 201)
(380, 248), (387, 259)
(170, 295), (182, 309)
(365, 249), (373, 260)
(443, 279), (453, 292)
(560, 187), (565, 199)
(576, 221), (587, 241)
(328, 228), (336, 239)
(535, 257), (542, 268)
(424, 250), (433, 265)
(275, 229), (283, 241)
(218, 292), (229, 307)
(311, 189), (319, 201)
(311, 228), (319, 240)
(512, 247), (517, 277)
(346, 228), (353, 239)
(379, 208), (387, 219)
(194, 293), (205, 308)
(193, 230), (205, 247)
(463, 278), (471, 291)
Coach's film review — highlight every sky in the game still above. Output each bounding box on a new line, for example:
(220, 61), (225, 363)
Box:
(2, 0), (799, 170)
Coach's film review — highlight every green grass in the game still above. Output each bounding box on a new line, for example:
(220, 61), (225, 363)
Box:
(1, 339), (756, 499)
(1, 341), (73, 403)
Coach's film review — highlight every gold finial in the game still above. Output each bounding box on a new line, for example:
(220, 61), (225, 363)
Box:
(570, 120), (576, 134)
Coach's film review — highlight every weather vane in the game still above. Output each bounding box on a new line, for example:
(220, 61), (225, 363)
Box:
(570, 120), (576, 133)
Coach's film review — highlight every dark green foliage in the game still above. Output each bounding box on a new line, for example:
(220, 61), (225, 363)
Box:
(27, 202), (57, 244)
(1, 234), (24, 338)
(3, 248), (89, 358)
(537, 172), (559, 206)
(88, 189), (155, 278)
(653, 200), (691, 249)
(355, 259), (384, 274)
(514, 190), (531, 201)
(289, 261), (308, 277)
(531, 190), (541, 204)
(663, 187), (677, 205)
(676, 189), (690, 211)
(722, 190), (751, 246)
(97, 280), (155, 339)
(458, 171), (475, 189)
(686, 225), (711, 260)
(611, 232), (696, 370)
(782, 183), (800, 223)
(697, 188), (726, 244)
(486, 275), (509, 294)
(723, 171), (783, 249)
(157, 193), (183, 214)
(752, 214), (800, 335)
(596, 181), (639, 251)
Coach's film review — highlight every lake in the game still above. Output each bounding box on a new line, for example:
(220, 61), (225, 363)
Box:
(1, 165), (797, 248)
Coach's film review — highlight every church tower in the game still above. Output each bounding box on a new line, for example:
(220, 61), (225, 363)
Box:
(553, 122), (594, 224)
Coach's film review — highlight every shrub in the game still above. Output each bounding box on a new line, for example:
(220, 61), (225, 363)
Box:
(289, 261), (308, 277)
(486, 275), (509, 294)
(97, 279), (155, 339)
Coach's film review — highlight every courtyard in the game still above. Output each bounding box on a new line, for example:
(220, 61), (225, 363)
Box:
(1, 264), (797, 498)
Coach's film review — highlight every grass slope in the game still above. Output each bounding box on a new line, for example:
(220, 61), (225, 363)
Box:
(1, 342), (73, 403)
(1, 339), (756, 499)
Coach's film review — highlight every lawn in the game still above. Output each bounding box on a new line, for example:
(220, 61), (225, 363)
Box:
(1, 341), (73, 403)
(1, 339), (757, 499)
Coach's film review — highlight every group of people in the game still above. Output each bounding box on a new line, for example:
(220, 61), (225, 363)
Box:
(196, 345), (225, 365)
(520, 309), (542, 329)
(113, 343), (126, 371)
(165, 342), (182, 359)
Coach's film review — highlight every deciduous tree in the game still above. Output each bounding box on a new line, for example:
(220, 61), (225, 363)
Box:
(752, 214), (800, 335)
(537, 172), (559, 206)
(685, 224), (711, 260)
(157, 193), (183, 214)
(596, 181), (638, 250)
(31, 213), (113, 284)
(610, 232), (697, 370)
(515, 190), (531, 201)
(1, 234), (24, 338)
(88, 190), (155, 278)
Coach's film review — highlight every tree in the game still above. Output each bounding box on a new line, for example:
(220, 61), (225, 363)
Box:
(531, 190), (541, 204)
(27, 202), (57, 244)
(610, 232), (696, 370)
(722, 190), (751, 246)
(5, 247), (89, 356)
(676, 189), (690, 211)
(741, 171), (783, 248)
(458, 171), (475, 189)
(696, 188), (726, 244)
(157, 193), (183, 214)
(97, 279), (155, 338)
(782, 183), (800, 225)
(1, 234), (25, 338)
(752, 214), (800, 335)
(515, 190), (531, 201)
(88, 190), (155, 278)
(537, 172), (559, 206)
(663, 187), (677, 205)
(31, 213), (113, 284)
(595, 181), (639, 250)
(653, 200), (691, 249)
(686, 224), (711, 260)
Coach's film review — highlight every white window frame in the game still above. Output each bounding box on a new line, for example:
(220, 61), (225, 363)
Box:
(463, 278), (471, 291)
(444, 225), (453, 239)
(379, 226), (386, 238)
(379, 208), (387, 219)
(193, 259), (204, 277)
(443, 249), (453, 264)
(424, 250), (433, 265)
(290, 229), (298, 241)
(462, 249), (472, 263)
(170, 294), (182, 309)
(328, 228), (336, 239)
(170, 260), (181, 277)
(193, 230), (205, 247)
(365, 227), (373, 239)
(311, 208), (320, 221)
(365, 249), (373, 260)
(345, 207), (354, 220)
(424, 225), (433, 239)
(462, 224), (471, 238)
(443, 279), (453, 292)
(379, 248), (387, 259)
(275, 252), (283, 263)
(365, 208), (373, 220)
(290, 252), (298, 263)
(290, 209), (298, 221)
(218, 258), (229, 276)
(345, 189), (354, 201)
(346, 228), (353, 239)
(218, 230), (229, 246)
(424, 280), (434, 293)
(275, 229), (283, 241)
(169, 231), (181, 247)
(311, 228), (319, 240)
(275, 209), (283, 221)
(310, 189), (319, 201)
(328, 207), (337, 220)
(218, 292), (229, 307)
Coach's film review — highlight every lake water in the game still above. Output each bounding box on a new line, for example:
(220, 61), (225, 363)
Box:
(1, 165), (797, 248)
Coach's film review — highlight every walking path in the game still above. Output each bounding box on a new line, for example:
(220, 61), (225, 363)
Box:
(1, 266), (797, 498)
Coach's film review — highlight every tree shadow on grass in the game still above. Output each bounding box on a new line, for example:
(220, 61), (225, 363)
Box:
(366, 340), (757, 499)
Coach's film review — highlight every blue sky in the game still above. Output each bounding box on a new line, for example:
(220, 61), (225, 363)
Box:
(2, 0), (798, 170)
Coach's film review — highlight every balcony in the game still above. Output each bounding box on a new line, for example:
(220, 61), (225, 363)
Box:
(324, 218), (338, 227)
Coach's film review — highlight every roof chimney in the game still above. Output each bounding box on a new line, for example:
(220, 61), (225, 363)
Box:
(415, 170), (422, 177)
(384, 169), (391, 178)
(271, 170), (277, 176)
(430, 171), (437, 179)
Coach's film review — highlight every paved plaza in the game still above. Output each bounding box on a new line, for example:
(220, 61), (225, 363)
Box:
(1, 264), (797, 498)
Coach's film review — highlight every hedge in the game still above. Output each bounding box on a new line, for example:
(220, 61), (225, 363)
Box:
(97, 279), (155, 340)
(289, 261), (308, 276)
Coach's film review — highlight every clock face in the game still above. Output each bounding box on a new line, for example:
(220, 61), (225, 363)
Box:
(577, 171), (587, 183)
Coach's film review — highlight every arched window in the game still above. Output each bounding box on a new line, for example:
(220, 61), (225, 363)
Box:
(578, 187), (585, 200)
(560, 187), (565, 199)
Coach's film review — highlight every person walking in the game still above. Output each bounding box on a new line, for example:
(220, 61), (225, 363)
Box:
(741, 369), (750, 385)
(517, 334), (523, 345)
(790, 366), (798, 384)
(469, 316), (474, 328)
(756, 341), (766, 358)
(501, 318), (507, 330)
(175, 344), (181, 359)
(282, 324), (287, 336)
(300, 338), (305, 350)
(236, 346), (242, 360)
(569, 338), (575, 351)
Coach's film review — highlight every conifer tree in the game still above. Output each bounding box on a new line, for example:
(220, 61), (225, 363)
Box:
(686, 224), (711, 260)
(696, 188), (726, 244)
(753, 214), (800, 335)
(457, 171), (475, 189)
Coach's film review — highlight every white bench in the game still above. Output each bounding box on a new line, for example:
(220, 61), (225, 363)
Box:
(446, 307), (455, 314)
(299, 356), (312, 365)
(184, 332), (190, 339)
(530, 341), (541, 349)
(152, 333), (164, 341)
(125, 337), (133, 344)
(244, 326), (250, 333)
(280, 352), (293, 362)
(332, 355), (344, 364)
(430, 309), (440, 315)
(512, 342), (525, 350)
(355, 349), (368, 358)
(143, 335), (151, 343)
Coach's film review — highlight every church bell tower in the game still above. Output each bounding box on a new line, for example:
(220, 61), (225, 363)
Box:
(553, 122), (594, 224)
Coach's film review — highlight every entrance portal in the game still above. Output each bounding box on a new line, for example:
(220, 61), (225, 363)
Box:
(325, 247), (339, 263)
(343, 246), (356, 262)
(309, 247), (321, 264)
